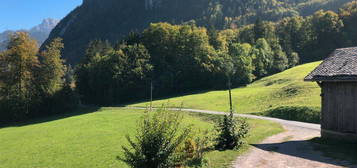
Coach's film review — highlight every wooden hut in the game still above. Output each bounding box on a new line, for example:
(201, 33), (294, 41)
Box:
(305, 47), (357, 141)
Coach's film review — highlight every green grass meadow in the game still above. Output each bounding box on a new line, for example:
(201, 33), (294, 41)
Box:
(131, 61), (322, 114)
(0, 108), (283, 168)
(0, 61), (323, 167)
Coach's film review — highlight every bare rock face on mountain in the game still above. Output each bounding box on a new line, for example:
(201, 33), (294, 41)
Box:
(0, 18), (58, 51)
(44, 0), (354, 65)
(30, 18), (59, 45)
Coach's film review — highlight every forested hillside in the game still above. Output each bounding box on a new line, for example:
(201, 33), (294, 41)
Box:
(44, 0), (354, 64)
(74, 2), (357, 105)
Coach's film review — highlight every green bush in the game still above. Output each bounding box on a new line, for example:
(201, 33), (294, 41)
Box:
(215, 112), (250, 150)
(175, 130), (212, 167)
(265, 106), (320, 123)
(119, 108), (191, 168)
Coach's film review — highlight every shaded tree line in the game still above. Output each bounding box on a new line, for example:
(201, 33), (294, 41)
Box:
(76, 23), (293, 105)
(0, 32), (79, 123)
(75, 42), (153, 105)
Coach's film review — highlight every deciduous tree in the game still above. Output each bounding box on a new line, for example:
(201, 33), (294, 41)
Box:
(253, 38), (273, 77)
(1, 32), (39, 119)
(38, 38), (66, 96)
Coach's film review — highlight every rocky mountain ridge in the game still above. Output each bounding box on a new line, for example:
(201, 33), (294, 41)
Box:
(0, 18), (58, 50)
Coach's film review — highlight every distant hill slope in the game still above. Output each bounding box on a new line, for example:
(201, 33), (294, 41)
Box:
(0, 18), (58, 51)
(45, 0), (353, 65)
(130, 61), (322, 113)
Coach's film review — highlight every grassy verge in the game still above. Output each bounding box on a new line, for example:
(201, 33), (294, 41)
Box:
(310, 138), (357, 165)
(254, 106), (321, 124)
(0, 107), (283, 168)
(130, 62), (321, 116)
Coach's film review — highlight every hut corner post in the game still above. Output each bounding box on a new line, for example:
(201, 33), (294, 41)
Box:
(316, 81), (322, 88)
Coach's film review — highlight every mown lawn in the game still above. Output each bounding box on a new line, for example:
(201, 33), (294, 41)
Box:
(0, 108), (283, 168)
(130, 62), (322, 114)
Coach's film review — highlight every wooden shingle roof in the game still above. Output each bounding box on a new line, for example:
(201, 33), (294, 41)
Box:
(305, 47), (357, 81)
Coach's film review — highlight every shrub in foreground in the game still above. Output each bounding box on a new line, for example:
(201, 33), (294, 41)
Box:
(215, 111), (249, 150)
(175, 130), (212, 167)
(119, 108), (191, 168)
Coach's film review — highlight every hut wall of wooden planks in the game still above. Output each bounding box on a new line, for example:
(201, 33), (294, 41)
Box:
(305, 47), (357, 141)
(320, 82), (357, 140)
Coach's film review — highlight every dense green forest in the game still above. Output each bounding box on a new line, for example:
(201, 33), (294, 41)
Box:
(75, 2), (357, 105)
(1, 1), (357, 122)
(44, 0), (355, 64)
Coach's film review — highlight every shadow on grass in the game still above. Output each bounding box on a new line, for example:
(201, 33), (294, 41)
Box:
(251, 139), (355, 167)
(186, 112), (223, 123)
(0, 106), (100, 129)
(251, 106), (321, 124)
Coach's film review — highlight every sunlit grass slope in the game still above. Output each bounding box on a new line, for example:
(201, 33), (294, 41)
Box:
(131, 61), (322, 113)
(0, 108), (282, 168)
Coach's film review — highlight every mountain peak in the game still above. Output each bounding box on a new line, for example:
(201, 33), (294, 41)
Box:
(0, 18), (59, 51)
(42, 18), (59, 26)
(31, 18), (59, 32)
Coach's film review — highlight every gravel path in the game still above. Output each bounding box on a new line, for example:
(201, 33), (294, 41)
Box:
(232, 124), (354, 168)
(128, 107), (356, 168)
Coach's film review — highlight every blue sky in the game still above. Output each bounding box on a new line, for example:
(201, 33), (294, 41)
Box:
(0, 0), (82, 32)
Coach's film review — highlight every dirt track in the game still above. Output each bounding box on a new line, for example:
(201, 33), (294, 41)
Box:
(233, 124), (355, 168)
(129, 107), (356, 168)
